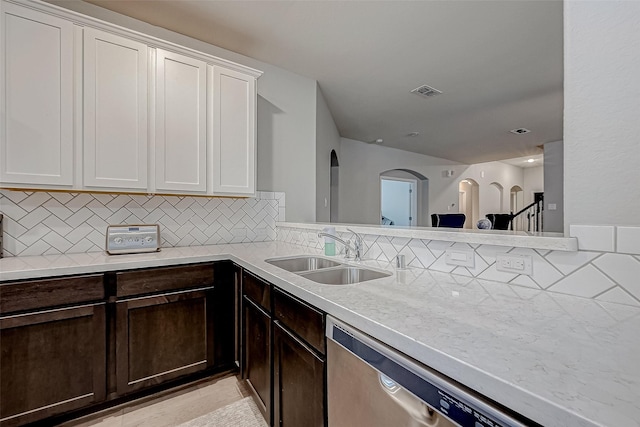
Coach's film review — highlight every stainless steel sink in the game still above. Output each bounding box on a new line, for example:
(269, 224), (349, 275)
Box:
(266, 255), (392, 285)
(299, 266), (392, 285)
(265, 256), (342, 273)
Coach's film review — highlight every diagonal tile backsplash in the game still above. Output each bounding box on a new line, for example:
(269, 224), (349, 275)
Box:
(277, 224), (640, 307)
(0, 190), (285, 257)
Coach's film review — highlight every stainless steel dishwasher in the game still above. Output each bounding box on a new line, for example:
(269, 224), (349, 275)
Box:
(327, 317), (532, 427)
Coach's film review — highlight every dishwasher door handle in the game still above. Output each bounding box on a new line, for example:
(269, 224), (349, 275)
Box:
(379, 374), (439, 427)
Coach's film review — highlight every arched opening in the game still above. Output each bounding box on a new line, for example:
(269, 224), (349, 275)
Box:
(379, 169), (428, 227)
(488, 182), (504, 213)
(510, 185), (524, 230)
(330, 150), (339, 222)
(458, 178), (479, 229)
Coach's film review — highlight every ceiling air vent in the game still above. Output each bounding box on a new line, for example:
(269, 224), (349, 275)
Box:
(411, 85), (442, 98)
(510, 128), (531, 135)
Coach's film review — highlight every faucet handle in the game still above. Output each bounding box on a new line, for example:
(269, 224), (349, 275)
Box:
(342, 239), (353, 259)
(346, 228), (365, 260)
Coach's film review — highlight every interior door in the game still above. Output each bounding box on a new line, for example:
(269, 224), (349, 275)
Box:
(380, 178), (416, 226)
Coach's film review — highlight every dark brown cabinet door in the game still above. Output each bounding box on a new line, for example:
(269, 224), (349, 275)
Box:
(115, 287), (214, 395)
(273, 321), (326, 427)
(0, 303), (106, 427)
(242, 296), (272, 424)
(212, 262), (240, 370)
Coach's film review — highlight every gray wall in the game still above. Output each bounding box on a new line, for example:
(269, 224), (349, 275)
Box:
(564, 1), (640, 228)
(338, 138), (524, 226)
(543, 140), (563, 232)
(50, 0), (318, 223)
(315, 85), (341, 222)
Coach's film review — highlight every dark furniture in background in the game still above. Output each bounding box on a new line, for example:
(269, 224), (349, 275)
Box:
(485, 214), (513, 230)
(431, 213), (466, 228)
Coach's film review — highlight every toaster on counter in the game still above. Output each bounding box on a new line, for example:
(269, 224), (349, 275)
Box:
(106, 224), (160, 255)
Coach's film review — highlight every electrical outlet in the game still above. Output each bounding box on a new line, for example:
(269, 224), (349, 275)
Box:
(445, 249), (475, 268)
(512, 258), (525, 271)
(496, 254), (533, 275)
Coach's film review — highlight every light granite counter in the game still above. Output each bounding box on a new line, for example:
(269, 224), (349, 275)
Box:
(278, 222), (578, 251)
(1, 242), (638, 427)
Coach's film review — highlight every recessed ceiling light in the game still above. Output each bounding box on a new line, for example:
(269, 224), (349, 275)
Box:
(510, 128), (531, 135)
(527, 158), (535, 163)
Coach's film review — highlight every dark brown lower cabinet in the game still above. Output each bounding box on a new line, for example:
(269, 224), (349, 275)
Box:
(242, 296), (272, 423)
(0, 303), (106, 427)
(273, 321), (325, 427)
(115, 287), (215, 395)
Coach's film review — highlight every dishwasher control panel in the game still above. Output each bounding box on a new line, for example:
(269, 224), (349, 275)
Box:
(106, 224), (160, 255)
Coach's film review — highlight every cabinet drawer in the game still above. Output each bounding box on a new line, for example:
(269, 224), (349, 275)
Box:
(273, 288), (325, 355)
(242, 271), (271, 311)
(0, 274), (104, 315)
(116, 263), (214, 298)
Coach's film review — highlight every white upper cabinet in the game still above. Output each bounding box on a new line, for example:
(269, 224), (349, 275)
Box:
(1, 0), (261, 196)
(83, 28), (148, 190)
(0, 3), (74, 186)
(154, 49), (207, 193)
(211, 66), (257, 196)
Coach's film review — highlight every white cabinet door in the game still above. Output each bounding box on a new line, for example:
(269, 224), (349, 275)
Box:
(0, 3), (74, 186)
(83, 28), (148, 190)
(155, 49), (207, 193)
(211, 66), (256, 196)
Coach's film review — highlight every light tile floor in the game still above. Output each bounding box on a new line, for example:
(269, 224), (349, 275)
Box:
(60, 375), (252, 427)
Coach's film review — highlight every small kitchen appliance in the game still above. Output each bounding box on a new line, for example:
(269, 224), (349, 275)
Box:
(106, 224), (160, 255)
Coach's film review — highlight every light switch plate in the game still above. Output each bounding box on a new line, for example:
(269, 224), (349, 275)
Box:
(496, 253), (533, 275)
(445, 249), (475, 268)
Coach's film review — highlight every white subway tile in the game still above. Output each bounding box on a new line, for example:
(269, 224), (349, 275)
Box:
(544, 250), (600, 275)
(510, 275), (541, 289)
(408, 239), (436, 268)
(547, 265), (616, 298)
(569, 225), (615, 252)
(596, 286), (640, 307)
(427, 240), (454, 257)
(593, 253), (640, 300)
(616, 226), (640, 255)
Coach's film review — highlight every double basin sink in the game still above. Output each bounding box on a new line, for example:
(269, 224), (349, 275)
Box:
(265, 255), (392, 285)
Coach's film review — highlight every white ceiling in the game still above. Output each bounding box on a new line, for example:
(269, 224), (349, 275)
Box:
(500, 154), (544, 169)
(78, 0), (564, 165)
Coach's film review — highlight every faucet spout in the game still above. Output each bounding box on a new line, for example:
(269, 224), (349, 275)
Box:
(318, 228), (365, 261)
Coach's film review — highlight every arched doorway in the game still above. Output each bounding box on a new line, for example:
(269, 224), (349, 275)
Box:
(488, 182), (504, 213)
(458, 178), (479, 229)
(330, 150), (339, 222)
(510, 185), (524, 230)
(379, 169), (428, 227)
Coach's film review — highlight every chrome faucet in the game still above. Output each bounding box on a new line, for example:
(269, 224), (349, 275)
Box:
(317, 228), (365, 261)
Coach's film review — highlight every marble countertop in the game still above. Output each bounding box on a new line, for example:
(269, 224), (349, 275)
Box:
(1, 242), (637, 427)
(278, 221), (579, 251)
